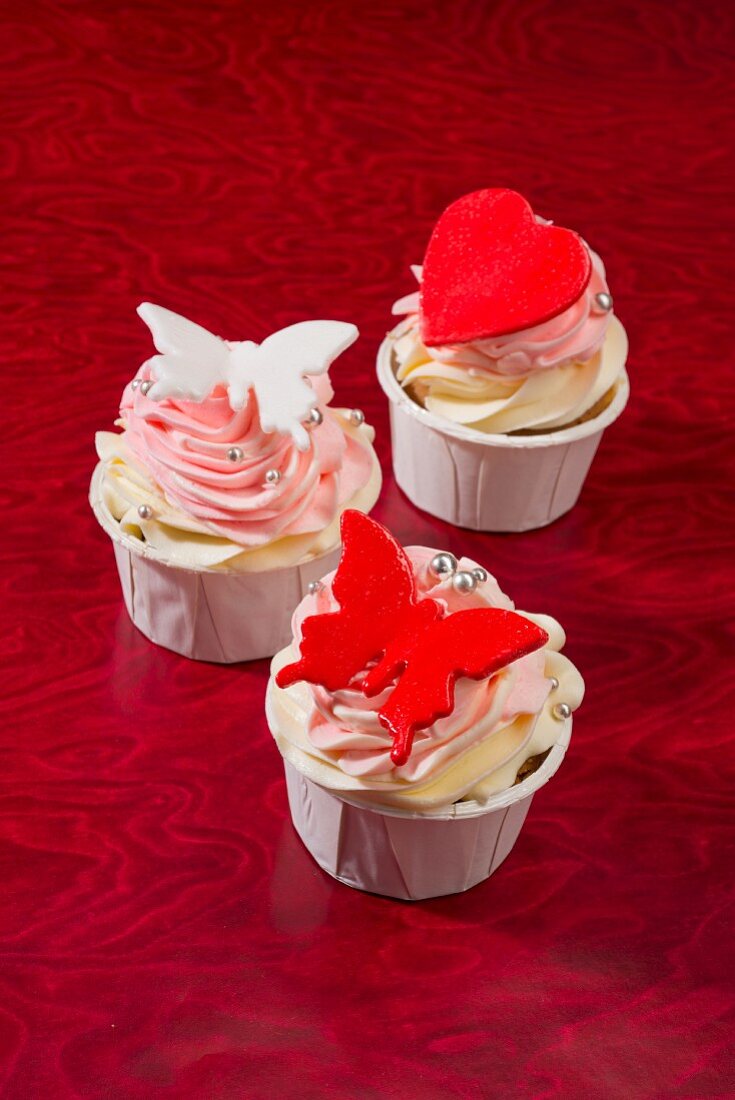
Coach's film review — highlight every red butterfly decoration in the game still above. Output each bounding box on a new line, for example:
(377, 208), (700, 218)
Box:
(276, 511), (548, 766)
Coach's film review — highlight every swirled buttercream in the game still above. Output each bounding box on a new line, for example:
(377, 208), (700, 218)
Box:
(95, 368), (382, 572)
(391, 249), (628, 434)
(267, 546), (584, 810)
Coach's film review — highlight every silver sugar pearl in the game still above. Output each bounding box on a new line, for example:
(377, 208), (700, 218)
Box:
(131, 379), (141, 390)
(594, 291), (613, 313)
(140, 380), (153, 396)
(226, 446), (244, 463)
(471, 566), (488, 584)
(306, 407), (323, 429)
(307, 580), (324, 595)
(265, 468), (281, 485)
(137, 504), (152, 520)
(452, 570), (478, 594)
(349, 408), (365, 426)
(429, 552), (458, 578)
(549, 676), (560, 691)
(552, 702), (572, 721)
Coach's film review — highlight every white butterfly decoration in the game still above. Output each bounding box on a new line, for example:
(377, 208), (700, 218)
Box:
(136, 303), (358, 451)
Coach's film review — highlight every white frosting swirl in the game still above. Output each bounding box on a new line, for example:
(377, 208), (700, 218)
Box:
(95, 371), (382, 572)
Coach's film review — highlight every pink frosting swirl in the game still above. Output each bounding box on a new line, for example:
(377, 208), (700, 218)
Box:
(291, 547), (551, 784)
(119, 369), (375, 548)
(393, 247), (612, 379)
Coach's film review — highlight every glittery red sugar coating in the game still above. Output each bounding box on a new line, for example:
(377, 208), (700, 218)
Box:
(367, 608), (549, 766)
(276, 511), (548, 766)
(276, 511), (442, 696)
(419, 188), (592, 346)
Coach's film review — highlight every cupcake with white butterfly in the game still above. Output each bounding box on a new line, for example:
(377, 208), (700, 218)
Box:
(90, 304), (382, 662)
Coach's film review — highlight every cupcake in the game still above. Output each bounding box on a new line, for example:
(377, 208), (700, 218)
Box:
(91, 304), (382, 662)
(377, 188), (629, 531)
(266, 510), (584, 900)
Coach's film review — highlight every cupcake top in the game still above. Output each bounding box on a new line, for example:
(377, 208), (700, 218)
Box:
(268, 511), (584, 811)
(95, 305), (381, 571)
(390, 188), (628, 434)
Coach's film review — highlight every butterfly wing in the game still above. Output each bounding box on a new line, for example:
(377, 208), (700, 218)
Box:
(137, 303), (229, 402)
(276, 511), (440, 692)
(379, 608), (549, 765)
(236, 321), (358, 449)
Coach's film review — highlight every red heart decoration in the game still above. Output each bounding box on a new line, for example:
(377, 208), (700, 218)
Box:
(419, 188), (592, 346)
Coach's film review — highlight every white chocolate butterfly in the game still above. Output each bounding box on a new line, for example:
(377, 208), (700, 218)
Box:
(137, 303), (358, 451)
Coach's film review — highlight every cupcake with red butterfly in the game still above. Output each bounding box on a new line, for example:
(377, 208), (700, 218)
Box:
(266, 511), (584, 900)
(91, 304), (381, 663)
(377, 188), (629, 531)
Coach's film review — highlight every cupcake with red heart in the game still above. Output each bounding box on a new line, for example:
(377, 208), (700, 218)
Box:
(377, 188), (629, 531)
(91, 304), (381, 663)
(266, 511), (584, 900)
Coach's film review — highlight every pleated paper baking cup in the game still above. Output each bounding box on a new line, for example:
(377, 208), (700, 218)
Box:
(282, 719), (572, 901)
(90, 465), (341, 664)
(377, 333), (629, 532)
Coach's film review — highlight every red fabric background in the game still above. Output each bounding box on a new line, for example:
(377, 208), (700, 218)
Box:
(2, 1), (734, 1096)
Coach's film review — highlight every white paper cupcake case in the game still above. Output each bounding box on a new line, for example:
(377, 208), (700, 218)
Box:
(282, 718), (572, 901)
(90, 465), (341, 663)
(377, 333), (629, 532)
